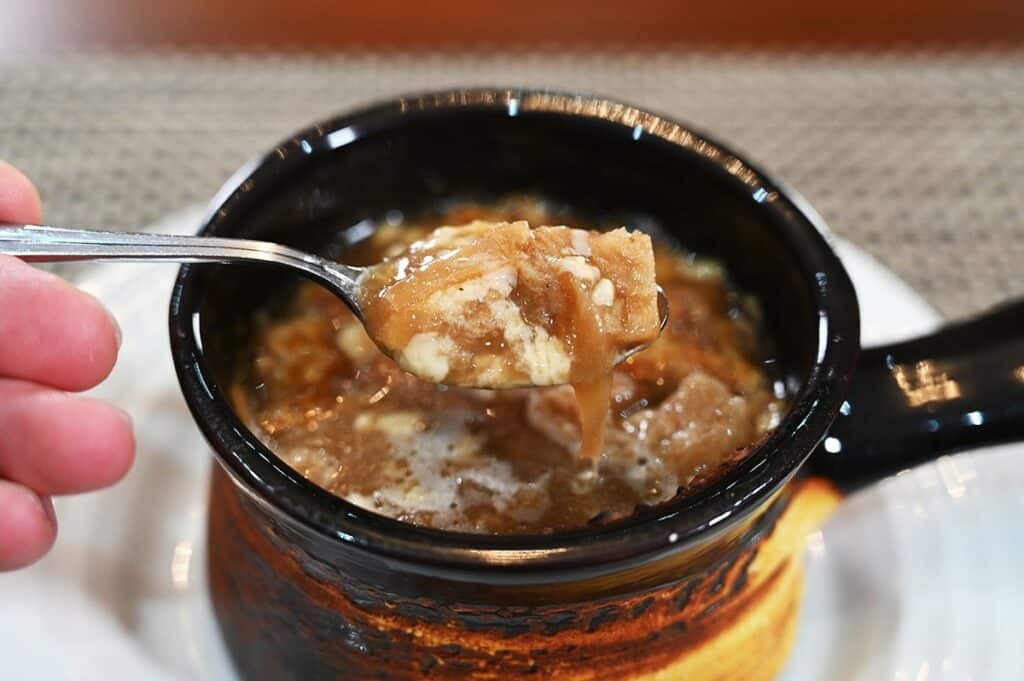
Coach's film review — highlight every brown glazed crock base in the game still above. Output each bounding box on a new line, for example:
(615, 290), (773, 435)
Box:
(208, 469), (839, 681)
(632, 555), (803, 681)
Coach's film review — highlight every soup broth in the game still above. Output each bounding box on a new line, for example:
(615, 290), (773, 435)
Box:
(231, 199), (785, 534)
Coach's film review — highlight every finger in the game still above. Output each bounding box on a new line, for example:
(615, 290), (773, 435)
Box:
(0, 255), (121, 391)
(0, 479), (56, 571)
(0, 162), (118, 390)
(0, 379), (135, 495)
(0, 160), (43, 224)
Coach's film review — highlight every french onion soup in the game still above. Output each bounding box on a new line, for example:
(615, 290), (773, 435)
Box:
(357, 219), (661, 459)
(231, 199), (785, 534)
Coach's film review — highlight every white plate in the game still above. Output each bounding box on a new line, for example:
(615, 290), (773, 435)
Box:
(1, 207), (1020, 680)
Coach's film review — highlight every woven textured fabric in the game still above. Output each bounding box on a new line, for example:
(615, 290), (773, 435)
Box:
(1, 50), (1022, 319)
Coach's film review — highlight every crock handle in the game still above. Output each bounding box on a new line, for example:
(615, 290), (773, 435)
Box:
(810, 299), (1024, 491)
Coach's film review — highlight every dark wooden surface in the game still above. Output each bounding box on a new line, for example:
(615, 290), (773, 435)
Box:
(3, 0), (1024, 53)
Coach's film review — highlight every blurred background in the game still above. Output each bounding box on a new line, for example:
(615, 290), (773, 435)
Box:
(3, 0), (1024, 51)
(0, 1), (1022, 317)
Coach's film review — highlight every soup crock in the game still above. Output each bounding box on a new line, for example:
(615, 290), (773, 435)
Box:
(169, 90), (1024, 680)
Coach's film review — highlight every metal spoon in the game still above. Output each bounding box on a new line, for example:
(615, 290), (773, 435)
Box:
(0, 224), (668, 385)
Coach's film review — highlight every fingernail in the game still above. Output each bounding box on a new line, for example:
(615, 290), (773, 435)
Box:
(115, 406), (133, 427)
(90, 291), (122, 349)
(112, 313), (123, 349)
(36, 492), (57, 527)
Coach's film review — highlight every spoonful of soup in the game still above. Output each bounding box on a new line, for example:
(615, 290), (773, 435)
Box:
(0, 219), (665, 457)
(360, 221), (663, 385)
(359, 220), (664, 457)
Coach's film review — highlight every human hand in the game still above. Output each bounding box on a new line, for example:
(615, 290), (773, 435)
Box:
(0, 161), (135, 570)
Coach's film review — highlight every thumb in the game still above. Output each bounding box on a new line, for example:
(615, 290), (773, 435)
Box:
(0, 161), (43, 225)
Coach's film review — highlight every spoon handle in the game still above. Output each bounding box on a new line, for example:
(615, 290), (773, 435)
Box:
(0, 223), (364, 299)
(1, 223), (310, 263)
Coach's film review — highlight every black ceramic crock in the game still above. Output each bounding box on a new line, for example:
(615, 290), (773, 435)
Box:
(170, 90), (1024, 681)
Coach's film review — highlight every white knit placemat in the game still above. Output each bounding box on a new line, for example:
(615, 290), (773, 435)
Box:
(1, 50), (1022, 318)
